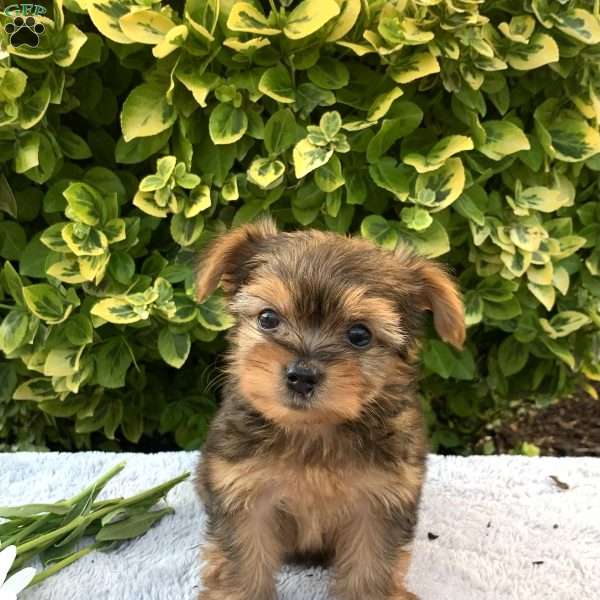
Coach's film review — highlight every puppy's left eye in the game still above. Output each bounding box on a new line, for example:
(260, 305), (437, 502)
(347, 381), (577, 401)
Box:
(258, 309), (280, 330)
(347, 324), (372, 348)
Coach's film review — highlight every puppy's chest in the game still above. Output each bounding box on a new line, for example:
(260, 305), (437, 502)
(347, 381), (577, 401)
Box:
(273, 463), (352, 511)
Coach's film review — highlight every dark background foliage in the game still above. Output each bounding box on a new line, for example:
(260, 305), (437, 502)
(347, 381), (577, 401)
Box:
(1, 0), (600, 454)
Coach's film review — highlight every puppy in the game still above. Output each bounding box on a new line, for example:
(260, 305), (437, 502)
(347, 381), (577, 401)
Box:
(195, 218), (464, 600)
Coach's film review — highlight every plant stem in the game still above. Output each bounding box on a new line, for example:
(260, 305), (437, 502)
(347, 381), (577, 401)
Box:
(67, 462), (126, 507)
(27, 543), (100, 588)
(0, 513), (54, 550)
(15, 505), (115, 555)
(115, 472), (190, 509)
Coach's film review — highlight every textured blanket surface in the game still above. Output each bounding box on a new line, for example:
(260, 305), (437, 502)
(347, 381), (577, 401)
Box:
(0, 452), (598, 600)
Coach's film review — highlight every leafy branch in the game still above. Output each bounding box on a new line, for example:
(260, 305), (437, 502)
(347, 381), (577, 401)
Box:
(0, 463), (189, 588)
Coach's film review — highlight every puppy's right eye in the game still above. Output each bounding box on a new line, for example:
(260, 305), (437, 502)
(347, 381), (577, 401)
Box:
(258, 309), (280, 330)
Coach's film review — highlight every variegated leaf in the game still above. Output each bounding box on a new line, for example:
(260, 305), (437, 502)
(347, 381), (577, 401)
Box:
(293, 139), (334, 179)
(247, 158), (286, 189)
(414, 158), (465, 212)
(283, 0), (340, 40)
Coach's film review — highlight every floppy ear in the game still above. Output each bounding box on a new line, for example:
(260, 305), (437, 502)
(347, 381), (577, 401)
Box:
(195, 218), (278, 302)
(418, 261), (465, 350)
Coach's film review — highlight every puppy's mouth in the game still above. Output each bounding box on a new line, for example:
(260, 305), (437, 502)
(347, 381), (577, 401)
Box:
(282, 360), (322, 410)
(284, 388), (318, 410)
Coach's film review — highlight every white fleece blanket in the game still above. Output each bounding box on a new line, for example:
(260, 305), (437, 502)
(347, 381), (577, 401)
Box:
(0, 452), (598, 600)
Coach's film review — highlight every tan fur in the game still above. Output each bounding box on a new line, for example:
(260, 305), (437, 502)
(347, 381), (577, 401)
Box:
(196, 218), (278, 302)
(419, 261), (465, 350)
(196, 220), (466, 600)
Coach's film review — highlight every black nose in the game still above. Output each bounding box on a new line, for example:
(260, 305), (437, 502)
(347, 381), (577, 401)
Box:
(286, 361), (321, 396)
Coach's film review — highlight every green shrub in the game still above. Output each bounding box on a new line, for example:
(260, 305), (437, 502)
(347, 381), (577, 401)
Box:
(1, 0), (600, 453)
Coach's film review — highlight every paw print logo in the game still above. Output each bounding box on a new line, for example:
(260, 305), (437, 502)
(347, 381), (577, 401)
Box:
(4, 16), (45, 48)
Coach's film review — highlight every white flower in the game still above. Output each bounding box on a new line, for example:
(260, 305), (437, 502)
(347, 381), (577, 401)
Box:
(0, 546), (36, 600)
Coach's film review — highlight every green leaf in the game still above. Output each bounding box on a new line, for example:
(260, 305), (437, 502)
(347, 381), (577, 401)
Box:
(57, 128), (93, 160)
(369, 158), (410, 200)
(367, 88), (403, 122)
(292, 181), (324, 225)
(404, 135), (474, 173)
(95, 338), (133, 388)
(158, 328), (191, 368)
(197, 293), (235, 331)
(506, 33), (559, 70)
(63, 182), (103, 226)
(88, 0), (132, 44)
(414, 158), (465, 212)
(314, 155), (345, 192)
(22, 284), (75, 325)
(13, 378), (57, 402)
(401, 206), (432, 231)
(44, 346), (84, 377)
(62, 224), (108, 257)
(97, 507), (174, 541)
(540, 336), (575, 370)
(307, 59), (349, 90)
(227, 2), (280, 35)
(403, 219), (450, 259)
(91, 298), (145, 324)
(186, 185), (211, 217)
(498, 337), (529, 376)
(464, 292), (483, 326)
(121, 84), (176, 143)
(422, 340), (455, 379)
(483, 298), (522, 320)
(0, 68), (27, 100)
(0, 222), (27, 260)
(264, 109), (297, 155)
(515, 187), (565, 213)
(20, 85), (51, 130)
(2, 261), (24, 306)
(65, 314), (94, 346)
(521, 442), (541, 457)
(535, 101), (600, 162)
(54, 24), (88, 67)
(15, 132), (40, 174)
(360, 215), (398, 250)
(247, 158), (285, 189)
(552, 9), (600, 44)
(209, 104), (248, 145)
(107, 252), (136, 285)
(20, 235), (52, 278)
(0, 174), (18, 219)
(539, 311), (591, 338)
(115, 129), (172, 164)
(175, 66), (220, 108)
(47, 257), (87, 284)
(390, 51), (440, 84)
(293, 139), (334, 179)
(258, 65), (295, 104)
(0, 309), (30, 354)
(119, 9), (175, 44)
(477, 121), (530, 160)
(527, 282), (556, 311)
(366, 102), (424, 162)
(283, 0), (340, 40)
(170, 213), (204, 246)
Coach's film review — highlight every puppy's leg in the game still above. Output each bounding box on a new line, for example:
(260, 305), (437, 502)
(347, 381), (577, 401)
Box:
(332, 500), (420, 600)
(199, 502), (283, 600)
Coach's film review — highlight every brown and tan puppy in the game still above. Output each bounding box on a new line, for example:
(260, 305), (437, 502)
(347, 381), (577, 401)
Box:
(195, 218), (464, 600)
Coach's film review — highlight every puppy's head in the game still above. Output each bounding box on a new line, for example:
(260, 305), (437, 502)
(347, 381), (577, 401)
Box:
(196, 218), (464, 426)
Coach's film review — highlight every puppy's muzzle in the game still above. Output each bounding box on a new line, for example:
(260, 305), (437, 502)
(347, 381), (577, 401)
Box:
(285, 360), (322, 397)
